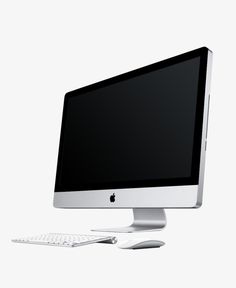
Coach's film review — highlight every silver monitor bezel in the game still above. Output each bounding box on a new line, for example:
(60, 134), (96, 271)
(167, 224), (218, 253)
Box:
(53, 49), (212, 209)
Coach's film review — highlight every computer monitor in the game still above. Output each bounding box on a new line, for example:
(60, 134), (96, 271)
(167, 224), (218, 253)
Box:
(53, 47), (212, 232)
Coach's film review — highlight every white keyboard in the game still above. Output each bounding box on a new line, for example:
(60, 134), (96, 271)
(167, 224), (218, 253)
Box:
(12, 233), (117, 248)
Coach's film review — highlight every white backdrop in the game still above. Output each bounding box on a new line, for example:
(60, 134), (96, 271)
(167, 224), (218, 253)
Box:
(1, 1), (236, 287)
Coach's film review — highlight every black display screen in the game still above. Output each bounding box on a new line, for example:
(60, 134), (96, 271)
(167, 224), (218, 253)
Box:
(55, 48), (208, 192)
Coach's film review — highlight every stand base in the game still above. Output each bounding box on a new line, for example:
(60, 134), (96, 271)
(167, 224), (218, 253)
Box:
(92, 208), (166, 233)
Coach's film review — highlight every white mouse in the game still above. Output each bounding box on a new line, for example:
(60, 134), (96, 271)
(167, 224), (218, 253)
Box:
(118, 239), (165, 249)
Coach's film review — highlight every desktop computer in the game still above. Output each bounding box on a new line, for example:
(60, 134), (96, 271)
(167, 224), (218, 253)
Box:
(53, 47), (212, 233)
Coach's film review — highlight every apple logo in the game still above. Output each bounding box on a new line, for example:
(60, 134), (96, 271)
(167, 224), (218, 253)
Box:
(110, 193), (115, 203)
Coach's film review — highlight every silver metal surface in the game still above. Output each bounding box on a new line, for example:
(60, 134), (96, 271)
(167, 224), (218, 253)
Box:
(196, 49), (213, 207)
(53, 48), (213, 210)
(12, 233), (117, 247)
(54, 185), (199, 208)
(92, 208), (166, 233)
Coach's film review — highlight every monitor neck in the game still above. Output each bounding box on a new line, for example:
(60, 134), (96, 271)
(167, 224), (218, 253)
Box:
(92, 208), (166, 233)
